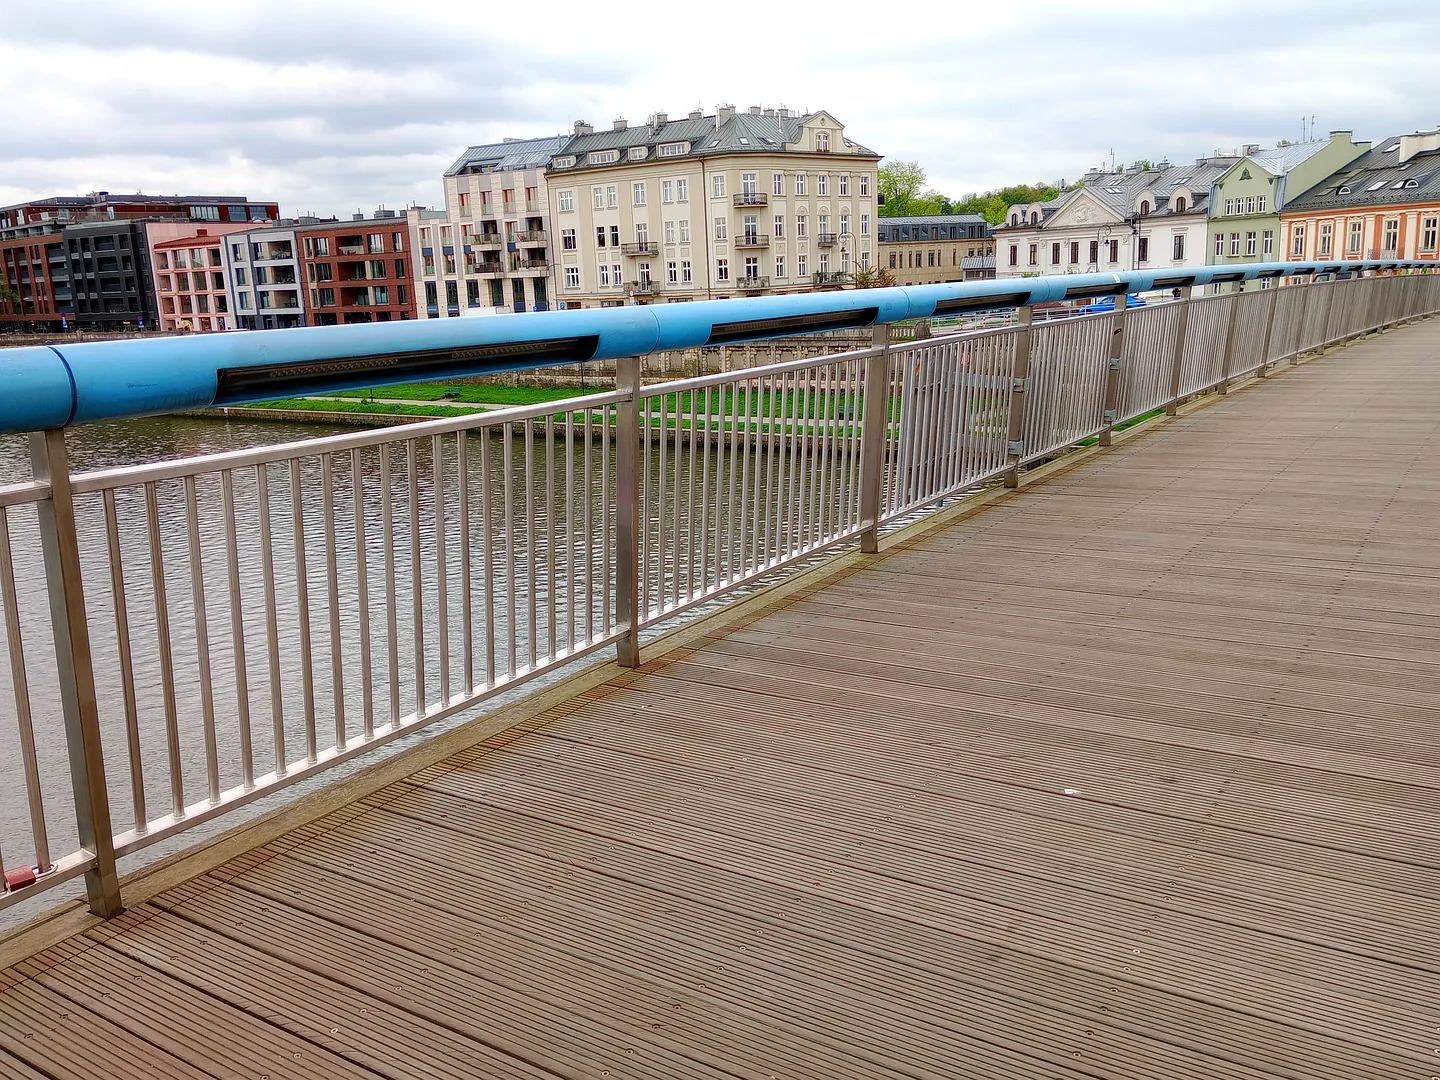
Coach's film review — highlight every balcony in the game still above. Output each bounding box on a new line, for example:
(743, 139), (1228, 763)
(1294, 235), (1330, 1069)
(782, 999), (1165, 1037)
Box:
(816, 232), (838, 247)
(337, 244), (365, 257)
(630, 280), (663, 296)
(469, 234), (504, 248)
(812, 271), (850, 286)
(739, 275), (770, 291)
(502, 203), (518, 216)
(513, 230), (548, 245)
(1367, 247), (1400, 260)
(475, 263), (506, 277)
(620, 241), (659, 256)
(735, 234), (770, 249)
(733, 192), (769, 207)
(514, 259), (549, 273)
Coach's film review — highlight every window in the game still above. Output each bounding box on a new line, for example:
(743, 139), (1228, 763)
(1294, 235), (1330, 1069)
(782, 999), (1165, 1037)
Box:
(1262, 230), (1274, 255)
(396, 259), (406, 277)
(716, 258), (729, 282)
(774, 255), (786, 278)
(231, 243), (243, 261)
(662, 180), (674, 204)
(1230, 232), (1241, 256)
(1108, 239), (1119, 263)
(1225, 199), (1234, 216)
(1051, 242), (1061, 264)
(795, 174), (807, 196)
(1137, 236), (1149, 263)
(1088, 240), (1099, 264)
(664, 220), (676, 244)
(1383, 218), (1399, 252)
(562, 229), (577, 250)
(632, 182), (647, 206)
(238, 291), (250, 309)
(1319, 222), (1333, 256)
(234, 267), (247, 285)
(658, 142), (688, 157)
(1173, 234), (1185, 261)
(773, 173), (784, 196)
(610, 225), (620, 248)
(1215, 233), (1225, 257)
(774, 214), (785, 238)
(635, 223), (649, 244)
(1009, 244), (1018, 267)
(1241, 231), (1254, 256)
(368, 233), (384, 253)
(1245, 196), (1255, 215)
(682, 260), (693, 283)
(819, 214), (829, 236)
(679, 219), (690, 243)
(1175, 196), (1187, 213)
(558, 190), (575, 212)
(712, 174), (726, 199)
(1348, 220), (1363, 254)
(606, 186), (619, 209)
(589, 150), (618, 164)
(796, 214), (808, 238)
(1029, 243), (1038, 265)
(815, 131), (829, 152)
(1140, 200), (1151, 215)
(253, 267), (268, 285)
(1069, 241), (1079, 264)
(596, 227), (607, 249)
(889, 252), (897, 269)
(839, 213), (849, 236)
(1291, 224), (1306, 257)
(818, 175), (829, 197)
(1422, 216), (1438, 253)
(839, 175), (849, 196)
(714, 218), (727, 241)
(371, 260), (387, 279)
(189, 205), (220, 221)
(860, 214), (869, 237)
(744, 256), (760, 280)
(667, 261), (678, 284)
(593, 187), (605, 210)
(638, 261), (652, 285)
(742, 173), (757, 195)
(599, 264), (611, 287)
(1257, 196), (1267, 213)
(613, 263), (621, 285)
(318, 288), (334, 306)
(676, 178), (688, 202)
(797, 253), (807, 277)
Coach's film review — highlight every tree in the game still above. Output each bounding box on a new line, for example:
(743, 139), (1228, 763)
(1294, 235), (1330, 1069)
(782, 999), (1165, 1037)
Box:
(850, 264), (896, 290)
(878, 161), (928, 216)
(1128, 159), (1154, 172)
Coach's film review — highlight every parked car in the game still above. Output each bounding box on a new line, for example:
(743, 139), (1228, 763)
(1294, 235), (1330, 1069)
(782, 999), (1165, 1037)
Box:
(1075, 294), (1147, 315)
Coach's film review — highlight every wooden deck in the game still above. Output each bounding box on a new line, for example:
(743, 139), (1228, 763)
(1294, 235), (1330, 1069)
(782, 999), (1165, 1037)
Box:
(3, 321), (1440, 1079)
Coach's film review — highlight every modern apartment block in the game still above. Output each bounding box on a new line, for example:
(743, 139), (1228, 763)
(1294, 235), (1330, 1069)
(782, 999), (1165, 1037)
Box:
(995, 158), (1236, 279)
(0, 192), (278, 329)
(146, 222), (256, 332)
(293, 212), (414, 325)
(222, 223), (309, 329)
(877, 215), (994, 284)
(428, 136), (567, 315)
(1282, 126), (1440, 262)
(1207, 132), (1367, 265)
(549, 106), (880, 306)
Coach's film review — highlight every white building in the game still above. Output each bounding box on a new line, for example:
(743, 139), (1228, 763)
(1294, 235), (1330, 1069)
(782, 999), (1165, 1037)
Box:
(994, 157), (1238, 280)
(221, 223), (307, 329)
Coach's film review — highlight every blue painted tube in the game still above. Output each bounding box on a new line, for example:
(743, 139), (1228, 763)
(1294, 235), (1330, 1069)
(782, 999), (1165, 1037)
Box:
(0, 260), (1427, 433)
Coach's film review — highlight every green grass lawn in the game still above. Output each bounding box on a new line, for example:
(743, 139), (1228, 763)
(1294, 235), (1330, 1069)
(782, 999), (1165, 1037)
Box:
(328, 382), (613, 405)
(249, 398), (486, 418)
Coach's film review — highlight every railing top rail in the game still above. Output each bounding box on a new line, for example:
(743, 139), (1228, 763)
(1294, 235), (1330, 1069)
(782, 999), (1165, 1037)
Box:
(0, 259), (1429, 434)
(639, 345), (884, 397)
(0, 479), (50, 508)
(68, 389), (626, 493)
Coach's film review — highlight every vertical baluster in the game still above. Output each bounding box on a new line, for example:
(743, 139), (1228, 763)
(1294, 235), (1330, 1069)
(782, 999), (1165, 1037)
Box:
(380, 447), (400, 729)
(101, 490), (147, 822)
(699, 385), (713, 596)
(545, 417), (556, 661)
(145, 481), (185, 815)
(601, 405), (612, 634)
(320, 456), (345, 753)
(219, 471), (254, 787)
(407, 440), (426, 713)
(458, 431), (473, 693)
(182, 476), (220, 802)
(0, 507), (51, 871)
(615, 357), (641, 667)
(686, 384), (700, 599)
(565, 410), (575, 652)
(433, 434), (450, 703)
(290, 460), (317, 763)
(524, 420), (537, 668)
(256, 465), (287, 773)
(480, 430), (496, 687)
(583, 406), (594, 643)
(350, 449), (374, 740)
(504, 424), (517, 678)
(671, 389), (684, 608)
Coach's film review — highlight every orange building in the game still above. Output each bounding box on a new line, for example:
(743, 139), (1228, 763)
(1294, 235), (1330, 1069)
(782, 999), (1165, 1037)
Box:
(1281, 128), (1440, 263)
(146, 223), (256, 332)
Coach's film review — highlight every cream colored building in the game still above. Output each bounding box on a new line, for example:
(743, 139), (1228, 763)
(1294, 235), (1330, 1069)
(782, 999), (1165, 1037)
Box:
(546, 106), (880, 306)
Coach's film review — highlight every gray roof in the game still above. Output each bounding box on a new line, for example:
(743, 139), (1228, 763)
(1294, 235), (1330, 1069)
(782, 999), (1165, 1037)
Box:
(1003, 158), (1234, 229)
(875, 214), (988, 227)
(1246, 140), (1334, 176)
(445, 135), (570, 177)
(550, 110), (878, 175)
(1285, 133), (1440, 211)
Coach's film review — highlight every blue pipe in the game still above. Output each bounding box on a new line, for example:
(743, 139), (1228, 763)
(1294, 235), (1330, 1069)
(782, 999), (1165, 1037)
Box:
(0, 260), (1426, 433)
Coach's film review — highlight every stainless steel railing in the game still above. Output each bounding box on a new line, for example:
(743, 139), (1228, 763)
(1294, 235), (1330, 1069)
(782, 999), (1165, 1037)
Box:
(1, 269), (1438, 918)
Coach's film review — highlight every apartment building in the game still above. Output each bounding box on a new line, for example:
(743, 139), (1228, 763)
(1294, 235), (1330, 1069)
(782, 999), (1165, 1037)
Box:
(429, 136), (567, 315)
(295, 213), (414, 325)
(146, 222), (256, 332)
(1207, 132), (1367, 265)
(0, 192), (277, 329)
(996, 158), (1235, 279)
(877, 215), (994, 284)
(222, 223), (308, 329)
(548, 105), (880, 306)
(1281, 126), (1440, 263)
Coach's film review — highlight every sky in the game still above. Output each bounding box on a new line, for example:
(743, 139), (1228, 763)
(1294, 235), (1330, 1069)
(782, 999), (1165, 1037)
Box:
(3, 0), (1439, 216)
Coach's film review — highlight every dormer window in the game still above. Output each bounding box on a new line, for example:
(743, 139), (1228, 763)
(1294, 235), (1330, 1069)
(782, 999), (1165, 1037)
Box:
(1030, 211), (1039, 224)
(1010, 213), (1019, 226)
(1139, 199), (1151, 215)
(628, 147), (647, 161)
(815, 131), (830, 152)
(589, 150), (618, 165)
(1174, 195), (1187, 212)
(552, 156), (575, 168)
(658, 142), (689, 157)
(1337, 185), (1351, 194)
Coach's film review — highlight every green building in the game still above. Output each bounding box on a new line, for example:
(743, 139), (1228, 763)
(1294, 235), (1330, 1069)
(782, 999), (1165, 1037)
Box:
(1207, 131), (1367, 264)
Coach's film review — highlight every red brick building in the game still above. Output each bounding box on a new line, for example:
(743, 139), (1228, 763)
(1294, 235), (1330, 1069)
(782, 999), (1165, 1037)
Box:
(0, 193), (278, 330)
(293, 213), (414, 325)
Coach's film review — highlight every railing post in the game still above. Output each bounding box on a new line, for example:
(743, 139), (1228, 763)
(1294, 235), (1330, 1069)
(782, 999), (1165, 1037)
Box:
(1217, 282), (1243, 395)
(1255, 281), (1280, 378)
(1292, 277), (1314, 364)
(858, 324), (893, 554)
(1164, 290), (1194, 416)
(1098, 295), (1127, 446)
(28, 429), (123, 917)
(1003, 305), (1034, 488)
(613, 356), (642, 669)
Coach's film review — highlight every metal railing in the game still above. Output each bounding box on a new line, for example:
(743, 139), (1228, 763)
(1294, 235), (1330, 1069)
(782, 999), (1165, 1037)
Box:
(0, 266), (1436, 919)
(735, 234), (770, 249)
(733, 193), (769, 207)
(620, 242), (659, 256)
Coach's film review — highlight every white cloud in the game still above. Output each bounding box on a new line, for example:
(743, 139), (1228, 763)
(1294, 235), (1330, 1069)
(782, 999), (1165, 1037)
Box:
(2, 0), (1438, 213)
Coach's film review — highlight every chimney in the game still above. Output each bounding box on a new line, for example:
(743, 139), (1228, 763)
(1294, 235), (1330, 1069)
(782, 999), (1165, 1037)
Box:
(1329, 129), (1352, 141)
(748, 105), (762, 115)
(716, 103), (734, 129)
(1243, 143), (1259, 156)
(653, 111), (667, 126)
(763, 108), (775, 117)
(573, 119), (592, 135)
(613, 117), (627, 131)
(688, 108), (704, 121)
(352, 213), (364, 221)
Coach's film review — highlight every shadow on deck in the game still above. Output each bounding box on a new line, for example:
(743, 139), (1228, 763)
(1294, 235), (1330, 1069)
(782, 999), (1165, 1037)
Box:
(2, 320), (1438, 1078)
